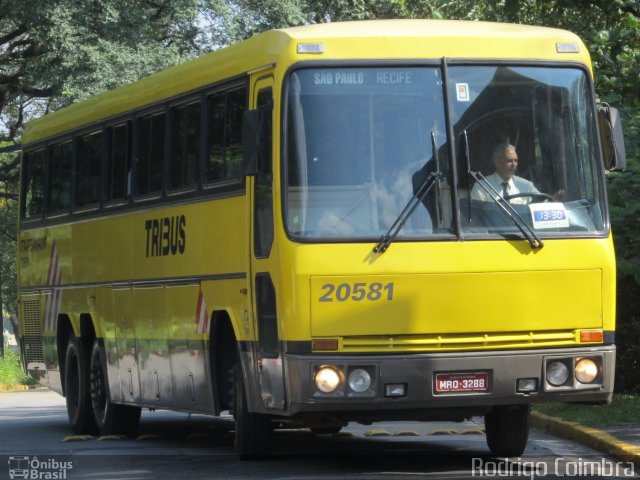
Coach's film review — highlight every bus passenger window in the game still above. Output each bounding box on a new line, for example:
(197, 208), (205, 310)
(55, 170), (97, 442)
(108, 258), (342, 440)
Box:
(48, 141), (72, 214)
(226, 89), (246, 177)
(136, 112), (165, 196)
(76, 131), (102, 208)
(207, 93), (225, 181)
(170, 102), (200, 190)
(106, 123), (130, 203)
(206, 87), (246, 183)
(21, 149), (45, 219)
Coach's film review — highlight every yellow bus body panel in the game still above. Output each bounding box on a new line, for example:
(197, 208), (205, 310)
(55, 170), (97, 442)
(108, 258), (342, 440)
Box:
(310, 269), (601, 336)
(277, 236), (615, 350)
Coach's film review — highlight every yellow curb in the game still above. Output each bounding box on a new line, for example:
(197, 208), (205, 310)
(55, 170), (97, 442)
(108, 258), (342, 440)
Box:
(98, 435), (126, 441)
(429, 429), (458, 435)
(531, 411), (640, 467)
(136, 433), (166, 441)
(393, 430), (420, 437)
(63, 435), (94, 442)
(460, 428), (485, 435)
(0, 384), (36, 392)
(364, 429), (391, 437)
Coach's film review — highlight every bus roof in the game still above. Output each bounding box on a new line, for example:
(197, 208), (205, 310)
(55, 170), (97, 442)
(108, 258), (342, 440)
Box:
(22, 19), (588, 146)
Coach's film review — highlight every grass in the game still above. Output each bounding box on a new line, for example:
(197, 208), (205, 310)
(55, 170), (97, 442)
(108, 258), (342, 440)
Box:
(0, 349), (35, 387)
(534, 394), (640, 426)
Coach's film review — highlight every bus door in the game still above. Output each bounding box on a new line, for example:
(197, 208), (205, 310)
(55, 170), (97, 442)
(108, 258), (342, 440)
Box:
(246, 72), (286, 412)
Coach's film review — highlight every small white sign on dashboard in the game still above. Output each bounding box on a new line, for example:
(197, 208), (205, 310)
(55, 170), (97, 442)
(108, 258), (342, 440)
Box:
(529, 202), (569, 229)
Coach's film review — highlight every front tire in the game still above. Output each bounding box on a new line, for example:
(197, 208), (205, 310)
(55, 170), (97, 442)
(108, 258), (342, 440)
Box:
(484, 405), (530, 457)
(64, 334), (97, 434)
(232, 363), (273, 459)
(89, 339), (141, 436)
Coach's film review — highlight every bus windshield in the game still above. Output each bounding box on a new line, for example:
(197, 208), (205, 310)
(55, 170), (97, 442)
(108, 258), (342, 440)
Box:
(284, 65), (606, 241)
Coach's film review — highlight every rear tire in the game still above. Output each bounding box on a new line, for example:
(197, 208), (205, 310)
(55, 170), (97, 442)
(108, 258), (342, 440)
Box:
(64, 334), (97, 434)
(485, 405), (530, 457)
(89, 339), (141, 436)
(232, 363), (273, 459)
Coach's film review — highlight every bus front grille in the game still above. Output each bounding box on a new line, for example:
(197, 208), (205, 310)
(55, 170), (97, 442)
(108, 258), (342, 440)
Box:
(340, 330), (581, 352)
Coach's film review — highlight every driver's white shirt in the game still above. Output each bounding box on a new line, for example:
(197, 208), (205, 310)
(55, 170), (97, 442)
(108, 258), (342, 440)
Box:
(470, 172), (540, 205)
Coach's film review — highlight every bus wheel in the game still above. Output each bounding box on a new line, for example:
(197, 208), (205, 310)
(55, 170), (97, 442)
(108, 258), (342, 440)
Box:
(232, 364), (273, 459)
(89, 339), (141, 436)
(64, 334), (97, 434)
(484, 405), (530, 457)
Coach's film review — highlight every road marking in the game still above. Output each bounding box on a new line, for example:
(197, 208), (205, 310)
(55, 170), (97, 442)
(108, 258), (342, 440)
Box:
(63, 435), (94, 442)
(364, 430), (391, 437)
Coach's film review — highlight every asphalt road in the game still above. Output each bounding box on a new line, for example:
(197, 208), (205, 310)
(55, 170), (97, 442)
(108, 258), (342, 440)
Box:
(0, 389), (636, 480)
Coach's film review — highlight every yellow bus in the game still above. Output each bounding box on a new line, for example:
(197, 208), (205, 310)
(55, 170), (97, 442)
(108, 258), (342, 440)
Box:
(18, 19), (625, 458)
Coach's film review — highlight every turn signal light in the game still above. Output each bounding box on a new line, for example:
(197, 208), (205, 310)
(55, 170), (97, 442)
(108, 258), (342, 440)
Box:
(312, 339), (339, 351)
(579, 330), (603, 343)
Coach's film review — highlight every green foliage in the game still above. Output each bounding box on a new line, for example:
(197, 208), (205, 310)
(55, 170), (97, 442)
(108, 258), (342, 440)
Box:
(0, 0), (205, 141)
(203, 0), (398, 44)
(607, 168), (640, 394)
(534, 394), (640, 426)
(0, 349), (32, 387)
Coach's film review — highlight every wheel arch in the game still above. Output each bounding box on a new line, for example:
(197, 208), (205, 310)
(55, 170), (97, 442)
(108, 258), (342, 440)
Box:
(57, 313), (97, 396)
(209, 309), (240, 415)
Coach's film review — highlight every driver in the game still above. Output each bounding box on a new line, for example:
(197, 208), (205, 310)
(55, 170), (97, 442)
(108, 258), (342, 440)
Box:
(471, 143), (540, 205)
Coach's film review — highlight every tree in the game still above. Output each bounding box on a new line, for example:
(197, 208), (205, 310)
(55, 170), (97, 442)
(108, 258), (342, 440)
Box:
(201, 0), (398, 45)
(0, 0), (208, 143)
(0, 0), (211, 345)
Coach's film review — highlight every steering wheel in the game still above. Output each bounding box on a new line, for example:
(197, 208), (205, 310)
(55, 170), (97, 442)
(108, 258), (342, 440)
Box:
(504, 192), (554, 203)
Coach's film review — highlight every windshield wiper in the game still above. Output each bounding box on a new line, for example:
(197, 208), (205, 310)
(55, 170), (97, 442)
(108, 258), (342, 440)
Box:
(373, 131), (442, 254)
(462, 130), (544, 250)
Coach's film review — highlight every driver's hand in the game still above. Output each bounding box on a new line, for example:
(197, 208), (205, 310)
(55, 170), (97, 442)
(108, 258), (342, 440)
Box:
(552, 189), (565, 202)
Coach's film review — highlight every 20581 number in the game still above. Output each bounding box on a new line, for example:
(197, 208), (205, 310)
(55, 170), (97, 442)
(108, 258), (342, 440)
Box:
(319, 282), (394, 302)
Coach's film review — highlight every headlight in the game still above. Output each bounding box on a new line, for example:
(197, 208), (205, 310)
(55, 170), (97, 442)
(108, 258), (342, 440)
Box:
(575, 358), (599, 384)
(546, 360), (570, 386)
(347, 368), (371, 393)
(315, 366), (341, 393)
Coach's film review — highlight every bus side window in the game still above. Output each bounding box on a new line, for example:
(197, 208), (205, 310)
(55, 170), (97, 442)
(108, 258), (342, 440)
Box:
(22, 149), (45, 219)
(75, 131), (102, 208)
(106, 123), (131, 203)
(136, 112), (165, 197)
(206, 86), (247, 183)
(48, 141), (72, 214)
(170, 101), (200, 191)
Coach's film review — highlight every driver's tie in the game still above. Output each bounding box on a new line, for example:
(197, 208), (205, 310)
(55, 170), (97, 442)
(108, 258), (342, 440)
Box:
(501, 181), (510, 202)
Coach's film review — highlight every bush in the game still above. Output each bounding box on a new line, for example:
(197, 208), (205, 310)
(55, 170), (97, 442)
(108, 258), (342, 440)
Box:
(607, 166), (640, 394)
(0, 350), (32, 386)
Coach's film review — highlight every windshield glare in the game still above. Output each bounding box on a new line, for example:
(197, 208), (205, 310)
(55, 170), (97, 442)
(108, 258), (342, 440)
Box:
(285, 65), (606, 241)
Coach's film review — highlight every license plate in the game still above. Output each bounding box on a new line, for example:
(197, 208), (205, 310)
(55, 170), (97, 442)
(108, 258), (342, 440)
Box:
(434, 372), (489, 393)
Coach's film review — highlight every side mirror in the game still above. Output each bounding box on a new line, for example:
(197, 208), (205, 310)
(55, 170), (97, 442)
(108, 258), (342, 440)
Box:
(242, 102), (273, 176)
(597, 103), (626, 171)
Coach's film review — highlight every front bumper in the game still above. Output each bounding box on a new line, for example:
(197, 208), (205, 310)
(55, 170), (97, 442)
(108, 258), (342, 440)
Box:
(284, 346), (615, 416)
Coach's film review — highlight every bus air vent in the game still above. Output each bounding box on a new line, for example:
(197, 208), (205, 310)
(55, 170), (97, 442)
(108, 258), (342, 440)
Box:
(21, 299), (44, 363)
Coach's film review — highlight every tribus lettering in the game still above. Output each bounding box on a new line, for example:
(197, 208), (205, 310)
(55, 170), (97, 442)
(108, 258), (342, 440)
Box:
(145, 215), (186, 257)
